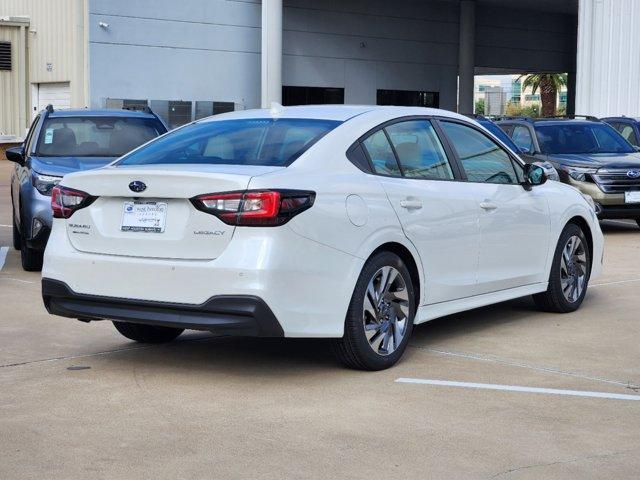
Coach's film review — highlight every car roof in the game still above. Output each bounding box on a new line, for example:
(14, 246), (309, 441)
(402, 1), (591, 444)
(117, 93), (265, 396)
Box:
(199, 105), (470, 123)
(497, 118), (601, 126)
(46, 108), (159, 119)
(602, 116), (640, 123)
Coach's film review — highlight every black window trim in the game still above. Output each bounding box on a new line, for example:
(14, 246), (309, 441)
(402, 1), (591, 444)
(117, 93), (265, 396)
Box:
(347, 115), (464, 182)
(434, 117), (525, 185)
(24, 115), (41, 156)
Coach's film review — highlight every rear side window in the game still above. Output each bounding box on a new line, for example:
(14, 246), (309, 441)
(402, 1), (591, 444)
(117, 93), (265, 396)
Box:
(385, 120), (453, 180)
(611, 122), (638, 146)
(36, 117), (166, 157)
(511, 125), (534, 153)
(441, 121), (519, 184)
(362, 130), (401, 176)
(118, 118), (340, 167)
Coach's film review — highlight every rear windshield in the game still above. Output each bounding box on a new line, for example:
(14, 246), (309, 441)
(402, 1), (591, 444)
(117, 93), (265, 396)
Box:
(116, 118), (341, 167)
(535, 123), (635, 154)
(36, 117), (166, 157)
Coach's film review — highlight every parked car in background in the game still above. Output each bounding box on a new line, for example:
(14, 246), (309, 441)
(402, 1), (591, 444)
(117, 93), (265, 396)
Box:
(497, 117), (640, 226)
(6, 106), (167, 270)
(42, 105), (602, 370)
(602, 117), (640, 148)
(470, 115), (559, 181)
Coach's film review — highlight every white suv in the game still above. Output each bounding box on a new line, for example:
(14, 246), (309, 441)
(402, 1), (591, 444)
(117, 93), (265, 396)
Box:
(42, 106), (603, 370)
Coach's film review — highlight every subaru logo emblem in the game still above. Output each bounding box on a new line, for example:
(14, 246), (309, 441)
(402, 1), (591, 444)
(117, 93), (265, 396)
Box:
(129, 181), (146, 193)
(627, 170), (640, 179)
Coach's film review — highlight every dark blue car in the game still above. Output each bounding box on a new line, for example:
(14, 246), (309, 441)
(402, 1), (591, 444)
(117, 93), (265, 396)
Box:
(6, 106), (167, 270)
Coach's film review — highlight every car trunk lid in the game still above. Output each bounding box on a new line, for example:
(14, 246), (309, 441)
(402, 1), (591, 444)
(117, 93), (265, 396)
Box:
(61, 164), (282, 260)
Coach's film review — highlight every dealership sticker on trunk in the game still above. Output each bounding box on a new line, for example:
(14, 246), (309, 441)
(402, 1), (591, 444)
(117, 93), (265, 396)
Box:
(624, 191), (640, 204)
(121, 201), (167, 233)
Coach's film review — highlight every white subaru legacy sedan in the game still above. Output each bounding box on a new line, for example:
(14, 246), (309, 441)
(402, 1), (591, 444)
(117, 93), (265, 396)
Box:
(42, 106), (603, 370)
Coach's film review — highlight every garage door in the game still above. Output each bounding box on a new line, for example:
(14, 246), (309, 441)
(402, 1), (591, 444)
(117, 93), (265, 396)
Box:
(37, 82), (70, 111)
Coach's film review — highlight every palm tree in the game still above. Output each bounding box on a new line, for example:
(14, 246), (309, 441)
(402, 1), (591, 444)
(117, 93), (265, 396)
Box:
(517, 73), (567, 117)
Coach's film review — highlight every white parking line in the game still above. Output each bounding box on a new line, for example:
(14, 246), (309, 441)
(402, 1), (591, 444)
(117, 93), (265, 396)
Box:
(0, 224), (11, 228)
(0, 247), (8, 271)
(0, 276), (37, 284)
(591, 278), (640, 287)
(396, 378), (640, 401)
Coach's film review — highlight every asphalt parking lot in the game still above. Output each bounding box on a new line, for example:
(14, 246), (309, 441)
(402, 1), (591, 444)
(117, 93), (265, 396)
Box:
(1, 160), (639, 479)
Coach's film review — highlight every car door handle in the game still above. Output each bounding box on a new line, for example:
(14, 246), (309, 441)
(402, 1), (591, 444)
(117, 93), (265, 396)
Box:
(479, 201), (498, 211)
(400, 200), (423, 210)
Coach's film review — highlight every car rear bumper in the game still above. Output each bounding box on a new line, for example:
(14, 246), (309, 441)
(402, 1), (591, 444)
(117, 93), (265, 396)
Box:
(42, 221), (363, 337)
(42, 278), (284, 337)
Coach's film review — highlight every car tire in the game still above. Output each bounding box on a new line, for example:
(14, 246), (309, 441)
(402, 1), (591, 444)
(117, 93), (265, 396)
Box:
(533, 223), (591, 313)
(113, 321), (184, 343)
(19, 213), (43, 272)
(333, 251), (416, 371)
(12, 211), (21, 251)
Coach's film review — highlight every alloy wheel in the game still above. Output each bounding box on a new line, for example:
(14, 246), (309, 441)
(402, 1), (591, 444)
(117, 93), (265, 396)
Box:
(362, 266), (410, 356)
(560, 235), (587, 303)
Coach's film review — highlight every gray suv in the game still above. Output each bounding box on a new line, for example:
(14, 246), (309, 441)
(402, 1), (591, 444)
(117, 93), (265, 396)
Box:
(497, 117), (640, 226)
(6, 106), (167, 270)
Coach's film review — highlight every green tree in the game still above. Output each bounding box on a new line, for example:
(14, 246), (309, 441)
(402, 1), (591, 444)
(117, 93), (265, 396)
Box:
(517, 73), (567, 117)
(474, 98), (485, 115)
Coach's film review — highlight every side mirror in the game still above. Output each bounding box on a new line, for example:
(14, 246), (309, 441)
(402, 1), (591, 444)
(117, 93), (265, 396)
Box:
(523, 163), (547, 189)
(5, 146), (25, 166)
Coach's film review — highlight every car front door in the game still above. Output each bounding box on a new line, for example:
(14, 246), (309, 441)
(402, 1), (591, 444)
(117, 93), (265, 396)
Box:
(12, 115), (40, 223)
(439, 120), (551, 294)
(360, 119), (482, 304)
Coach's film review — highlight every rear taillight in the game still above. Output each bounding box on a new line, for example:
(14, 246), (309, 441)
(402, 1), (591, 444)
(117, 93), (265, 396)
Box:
(51, 185), (96, 219)
(191, 189), (315, 226)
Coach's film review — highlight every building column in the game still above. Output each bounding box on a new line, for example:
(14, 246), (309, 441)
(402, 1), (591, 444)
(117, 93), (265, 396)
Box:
(458, 0), (476, 114)
(566, 71), (576, 116)
(261, 0), (282, 108)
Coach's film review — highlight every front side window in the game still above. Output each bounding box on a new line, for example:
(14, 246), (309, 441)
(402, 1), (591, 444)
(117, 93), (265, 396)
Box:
(511, 125), (534, 154)
(117, 118), (340, 167)
(35, 117), (166, 157)
(385, 120), (453, 180)
(441, 121), (519, 184)
(362, 130), (401, 176)
(535, 123), (635, 154)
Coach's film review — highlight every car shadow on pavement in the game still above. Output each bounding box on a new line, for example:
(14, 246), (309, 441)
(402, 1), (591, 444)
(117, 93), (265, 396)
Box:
(100, 296), (544, 376)
(103, 334), (342, 377)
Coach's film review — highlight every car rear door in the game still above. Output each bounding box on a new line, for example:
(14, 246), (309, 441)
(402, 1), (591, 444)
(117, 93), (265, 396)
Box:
(438, 119), (551, 294)
(360, 119), (482, 304)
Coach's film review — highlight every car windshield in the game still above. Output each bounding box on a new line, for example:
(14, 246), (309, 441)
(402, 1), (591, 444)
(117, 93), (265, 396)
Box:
(535, 123), (634, 154)
(117, 118), (341, 167)
(35, 117), (166, 158)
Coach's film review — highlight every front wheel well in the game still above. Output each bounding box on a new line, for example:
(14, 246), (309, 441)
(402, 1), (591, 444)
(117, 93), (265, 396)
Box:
(369, 242), (421, 307)
(567, 215), (593, 259)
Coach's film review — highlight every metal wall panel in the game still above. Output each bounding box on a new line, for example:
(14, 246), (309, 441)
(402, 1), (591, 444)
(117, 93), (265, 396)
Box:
(0, 21), (28, 137)
(576, 0), (640, 117)
(0, 0), (87, 111)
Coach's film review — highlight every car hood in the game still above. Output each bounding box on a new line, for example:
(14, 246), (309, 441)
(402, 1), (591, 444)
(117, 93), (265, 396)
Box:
(29, 156), (117, 177)
(547, 152), (640, 170)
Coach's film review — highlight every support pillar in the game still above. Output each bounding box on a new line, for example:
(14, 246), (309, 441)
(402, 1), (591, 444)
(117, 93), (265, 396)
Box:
(458, 0), (476, 114)
(261, 0), (282, 108)
(566, 71), (576, 116)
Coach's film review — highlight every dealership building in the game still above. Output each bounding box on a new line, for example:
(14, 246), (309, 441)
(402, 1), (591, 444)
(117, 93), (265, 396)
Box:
(0, 0), (638, 137)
